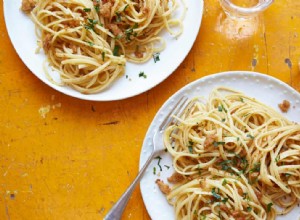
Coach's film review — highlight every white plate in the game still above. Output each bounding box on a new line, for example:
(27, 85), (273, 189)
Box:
(139, 71), (300, 220)
(3, 0), (203, 101)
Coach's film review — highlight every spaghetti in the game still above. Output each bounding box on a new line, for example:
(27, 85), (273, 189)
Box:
(23, 0), (185, 94)
(161, 87), (300, 220)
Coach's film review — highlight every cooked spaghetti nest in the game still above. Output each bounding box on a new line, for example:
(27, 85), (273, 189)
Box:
(161, 87), (300, 220)
(26, 0), (185, 94)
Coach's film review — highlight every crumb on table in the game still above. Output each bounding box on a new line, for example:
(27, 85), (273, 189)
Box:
(278, 100), (290, 113)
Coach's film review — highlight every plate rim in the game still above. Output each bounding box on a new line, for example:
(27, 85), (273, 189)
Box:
(3, 0), (204, 101)
(139, 70), (300, 220)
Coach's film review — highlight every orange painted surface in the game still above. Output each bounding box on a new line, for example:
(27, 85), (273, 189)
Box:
(0, 0), (300, 219)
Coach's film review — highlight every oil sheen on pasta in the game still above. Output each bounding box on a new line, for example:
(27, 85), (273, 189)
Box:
(161, 87), (300, 220)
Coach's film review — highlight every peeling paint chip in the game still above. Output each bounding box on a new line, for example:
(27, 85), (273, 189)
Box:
(38, 105), (51, 118)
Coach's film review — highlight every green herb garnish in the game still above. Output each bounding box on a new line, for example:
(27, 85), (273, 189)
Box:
(188, 141), (194, 154)
(250, 162), (260, 173)
(247, 134), (254, 139)
(113, 45), (120, 56)
(266, 203), (273, 212)
(153, 53), (160, 63)
(213, 141), (225, 147)
(155, 156), (162, 171)
(211, 188), (221, 200)
(84, 8), (91, 12)
(139, 71), (147, 78)
(101, 52), (105, 61)
(115, 12), (122, 22)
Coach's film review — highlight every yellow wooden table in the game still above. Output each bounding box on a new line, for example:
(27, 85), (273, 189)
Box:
(1, 0), (300, 219)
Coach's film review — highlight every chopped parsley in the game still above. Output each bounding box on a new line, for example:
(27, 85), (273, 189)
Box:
(222, 179), (227, 186)
(153, 167), (156, 175)
(83, 8), (91, 12)
(221, 197), (228, 204)
(211, 188), (221, 200)
(86, 41), (94, 47)
(113, 45), (120, 56)
(249, 162), (260, 173)
(243, 193), (250, 201)
(247, 134), (255, 139)
(246, 206), (252, 212)
(94, 0), (100, 13)
(218, 160), (232, 171)
(139, 71), (147, 78)
(200, 215), (206, 220)
(84, 19), (98, 31)
(188, 141), (194, 154)
(101, 52), (105, 61)
(213, 141), (225, 147)
(153, 53), (160, 63)
(285, 173), (292, 178)
(164, 165), (170, 169)
(123, 4), (129, 11)
(218, 104), (228, 113)
(266, 203), (273, 212)
(125, 23), (138, 41)
(115, 12), (122, 22)
(155, 156), (162, 171)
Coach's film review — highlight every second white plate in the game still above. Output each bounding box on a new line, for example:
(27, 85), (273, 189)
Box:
(3, 0), (203, 101)
(139, 71), (300, 220)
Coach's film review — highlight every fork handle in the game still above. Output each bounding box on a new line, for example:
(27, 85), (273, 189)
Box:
(104, 152), (155, 220)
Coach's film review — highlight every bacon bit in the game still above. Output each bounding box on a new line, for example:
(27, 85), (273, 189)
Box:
(21, 0), (36, 13)
(255, 190), (262, 202)
(237, 188), (243, 196)
(102, 0), (115, 4)
(70, 44), (77, 53)
(100, 2), (112, 18)
(204, 134), (216, 147)
(155, 179), (171, 195)
(278, 100), (290, 113)
(142, 7), (150, 14)
(232, 211), (245, 218)
(134, 50), (143, 58)
(167, 172), (185, 184)
(43, 34), (52, 53)
(216, 158), (223, 163)
(220, 204), (230, 213)
(107, 24), (124, 38)
(240, 149), (247, 157)
(247, 140), (253, 147)
(62, 20), (81, 28)
(249, 172), (259, 179)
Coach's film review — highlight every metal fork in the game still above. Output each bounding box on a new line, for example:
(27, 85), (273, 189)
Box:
(104, 95), (189, 220)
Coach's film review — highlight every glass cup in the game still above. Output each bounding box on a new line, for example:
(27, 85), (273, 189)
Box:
(219, 0), (274, 19)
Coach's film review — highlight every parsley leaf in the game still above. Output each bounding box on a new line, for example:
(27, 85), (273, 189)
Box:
(139, 71), (147, 78)
(211, 188), (221, 200)
(84, 8), (91, 12)
(153, 53), (160, 63)
(113, 45), (120, 56)
(266, 203), (273, 212)
(188, 141), (194, 154)
(155, 156), (162, 171)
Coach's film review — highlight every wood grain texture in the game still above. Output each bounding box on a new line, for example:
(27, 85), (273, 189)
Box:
(0, 0), (300, 219)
